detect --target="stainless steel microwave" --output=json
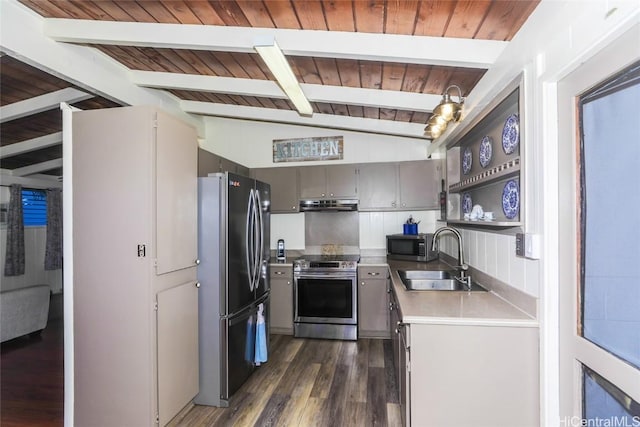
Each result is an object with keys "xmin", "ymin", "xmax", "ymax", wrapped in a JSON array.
[{"xmin": 386, "ymin": 233, "xmax": 438, "ymax": 262}]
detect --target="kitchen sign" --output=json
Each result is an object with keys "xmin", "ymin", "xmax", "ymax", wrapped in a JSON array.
[{"xmin": 273, "ymin": 136, "xmax": 344, "ymax": 163}]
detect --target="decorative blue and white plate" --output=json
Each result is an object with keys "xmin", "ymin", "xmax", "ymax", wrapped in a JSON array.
[
  {"xmin": 502, "ymin": 113, "xmax": 520, "ymax": 154},
  {"xmin": 502, "ymin": 180, "xmax": 520, "ymax": 219},
  {"xmin": 479, "ymin": 136, "xmax": 493, "ymax": 168},
  {"xmin": 462, "ymin": 147, "xmax": 472, "ymax": 175},
  {"xmin": 462, "ymin": 193, "xmax": 473, "ymax": 214}
]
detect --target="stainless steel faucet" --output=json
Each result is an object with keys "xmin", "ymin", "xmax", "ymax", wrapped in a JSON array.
[{"xmin": 431, "ymin": 226, "xmax": 471, "ymax": 288}]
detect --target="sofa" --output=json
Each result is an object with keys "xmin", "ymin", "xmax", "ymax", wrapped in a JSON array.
[{"xmin": 1, "ymin": 284, "xmax": 51, "ymax": 342}]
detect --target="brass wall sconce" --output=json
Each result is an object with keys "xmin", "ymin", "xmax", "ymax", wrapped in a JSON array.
[{"xmin": 424, "ymin": 85, "xmax": 465, "ymax": 140}]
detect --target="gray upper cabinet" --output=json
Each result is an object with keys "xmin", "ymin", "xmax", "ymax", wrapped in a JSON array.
[
  {"xmin": 252, "ymin": 167, "xmax": 299, "ymax": 213},
  {"xmin": 358, "ymin": 160, "xmax": 441, "ymax": 211},
  {"xmin": 299, "ymin": 164, "xmax": 357, "ymax": 199},
  {"xmin": 398, "ymin": 160, "xmax": 441, "ymax": 210},
  {"xmin": 198, "ymin": 149, "xmax": 249, "ymax": 177},
  {"xmin": 357, "ymin": 162, "xmax": 398, "ymax": 210}
]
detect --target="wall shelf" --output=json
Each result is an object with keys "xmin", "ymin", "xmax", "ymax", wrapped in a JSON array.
[
  {"xmin": 449, "ymin": 157, "xmax": 520, "ymax": 193},
  {"xmin": 447, "ymin": 219, "xmax": 523, "ymax": 228}
]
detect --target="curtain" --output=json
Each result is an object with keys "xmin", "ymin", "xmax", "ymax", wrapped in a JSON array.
[
  {"xmin": 4, "ymin": 184, "xmax": 25, "ymax": 276},
  {"xmin": 45, "ymin": 188, "xmax": 63, "ymax": 270}
]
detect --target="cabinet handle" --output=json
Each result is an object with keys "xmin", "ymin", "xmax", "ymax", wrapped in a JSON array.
[
  {"xmin": 367, "ymin": 272, "xmax": 380, "ymax": 276},
  {"xmin": 274, "ymin": 271, "xmax": 285, "ymax": 275},
  {"xmin": 361, "ymin": 281, "xmax": 365, "ymax": 286},
  {"xmin": 287, "ymin": 281, "xmax": 291, "ymax": 285},
  {"xmin": 391, "ymin": 202, "xmax": 396, "ymax": 207},
  {"xmin": 292, "ymin": 206, "xmax": 297, "ymax": 210},
  {"xmin": 195, "ymin": 259, "xmax": 201, "ymax": 265},
  {"xmin": 321, "ymin": 193, "xmax": 326, "ymax": 197},
  {"xmin": 195, "ymin": 282, "xmax": 201, "ymax": 288},
  {"xmin": 330, "ymin": 193, "xmax": 334, "ymax": 197}
]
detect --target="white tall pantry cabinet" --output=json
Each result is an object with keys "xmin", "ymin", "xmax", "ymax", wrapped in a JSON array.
[{"xmin": 73, "ymin": 106, "xmax": 199, "ymax": 426}]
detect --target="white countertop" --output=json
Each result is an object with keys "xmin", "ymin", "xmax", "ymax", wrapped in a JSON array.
[{"xmin": 387, "ymin": 259, "xmax": 537, "ymax": 327}]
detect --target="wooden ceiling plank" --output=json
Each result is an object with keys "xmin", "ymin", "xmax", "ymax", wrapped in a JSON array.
[
  {"xmin": 445, "ymin": 67, "xmax": 486, "ymax": 98},
  {"xmin": 474, "ymin": 1, "xmax": 518, "ymax": 41},
  {"xmin": 331, "ymin": 103, "xmax": 349, "ymax": 117},
  {"xmin": 313, "ymin": 57, "xmax": 341, "ymax": 86},
  {"xmin": 199, "ymin": 52, "xmax": 235, "ymax": 77},
  {"xmin": 208, "ymin": 1, "xmax": 252, "ymax": 26},
  {"xmin": 414, "ymin": 0, "xmax": 456, "ymax": 37},
  {"xmin": 363, "ymin": 106, "xmax": 379, "ymax": 120},
  {"xmin": 444, "ymin": 0, "xmax": 492, "ymax": 39},
  {"xmin": 354, "ymin": 0, "xmax": 384, "ymax": 33},
  {"xmin": 141, "ymin": 47, "xmax": 189, "ymax": 73},
  {"xmin": 0, "ymin": 132, "xmax": 62, "ymax": 159},
  {"xmin": 290, "ymin": 57, "xmax": 322, "ymax": 85},
  {"xmin": 0, "ymin": 88, "xmax": 92, "ymax": 124},
  {"xmin": 66, "ymin": 0, "xmax": 113, "ymax": 20},
  {"xmin": 292, "ymin": 0, "xmax": 327, "ymax": 30},
  {"xmin": 242, "ymin": 96, "xmax": 266, "ymax": 109},
  {"xmin": 211, "ymin": 52, "xmax": 251, "ymax": 79},
  {"xmin": 183, "ymin": 1, "xmax": 226, "ymax": 25},
  {"xmin": 235, "ymin": 1, "xmax": 275, "ymax": 28},
  {"xmin": 271, "ymin": 98, "xmax": 295, "ymax": 111},
  {"xmin": 154, "ymin": 48, "xmax": 203, "ymax": 74},
  {"xmin": 394, "ymin": 110, "xmax": 413, "ymax": 123},
  {"xmin": 422, "ymin": 65, "xmax": 453, "ymax": 95},
  {"xmin": 0, "ymin": 110, "xmax": 62, "ymax": 147},
  {"xmin": 379, "ymin": 108, "xmax": 397, "ymax": 121},
  {"xmin": 346, "ymin": 104, "xmax": 364, "ymax": 118},
  {"xmin": 381, "ymin": 62, "xmax": 406, "ymax": 92},
  {"xmin": 160, "ymin": 1, "xmax": 204, "ymax": 24},
  {"xmin": 359, "ymin": 61, "xmax": 383, "ymax": 90},
  {"xmin": 135, "ymin": 0, "xmax": 181, "ymax": 23},
  {"xmin": 96, "ymin": 45, "xmax": 156, "ymax": 71},
  {"xmin": 335, "ymin": 58, "xmax": 360, "ymax": 88},
  {"xmin": 504, "ymin": 1, "xmax": 541, "ymax": 41},
  {"xmin": 91, "ymin": 1, "xmax": 138, "ymax": 21},
  {"xmin": 172, "ymin": 50, "xmax": 220, "ymax": 76},
  {"xmin": 401, "ymin": 63, "xmax": 430, "ymax": 94},
  {"xmin": 116, "ymin": 1, "xmax": 158, "ymax": 22},
  {"xmin": 410, "ymin": 111, "xmax": 430, "ymax": 124},
  {"xmin": 229, "ymin": 52, "xmax": 270, "ymax": 80},
  {"xmin": 314, "ymin": 102, "xmax": 335, "ymax": 115},
  {"xmin": 17, "ymin": 0, "xmax": 81, "ymax": 19},
  {"xmin": 262, "ymin": 0, "xmax": 301, "ymax": 29},
  {"xmin": 323, "ymin": 0, "xmax": 355, "ymax": 32},
  {"xmin": 385, "ymin": 0, "xmax": 419, "ymax": 35},
  {"xmin": 226, "ymin": 95, "xmax": 251, "ymax": 107}
]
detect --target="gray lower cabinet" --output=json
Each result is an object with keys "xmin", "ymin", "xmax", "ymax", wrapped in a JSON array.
[
  {"xmin": 358, "ymin": 266, "xmax": 390, "ymax": 338},
  {"xmin": 269, "ymin": 265, "xmax": 293, "ymax": 334},
  {"xmin": 252, "ymin": 167, "xmax": 299, "ymax": 213},
  {"xmin": 389, "ymin": 285, "xmax": 539, "ymax": 426},
  {"xmin": 298, "ymin": 164, "xmax": 358, "ymax": 199},
  {"xmin": 73, "ymin": 106, "xmax": 199, "ymax": 427}
]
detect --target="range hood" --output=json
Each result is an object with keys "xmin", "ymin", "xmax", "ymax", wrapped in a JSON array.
[{"xmin": 299, "ymin": 199, "xmax": 358, "ymax": 212}]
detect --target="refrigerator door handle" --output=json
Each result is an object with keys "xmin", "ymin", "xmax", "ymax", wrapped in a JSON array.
[
  {"xmin": 255, "ymin": 190, "xmax": 264, "ymax": 279},
  {"xmin": 252, "ymin": 189, "xmax": 261, "ymax": 292},
  {"xmin": 245, "ymin": 188, "xmax": 255, "ymax": 292}
]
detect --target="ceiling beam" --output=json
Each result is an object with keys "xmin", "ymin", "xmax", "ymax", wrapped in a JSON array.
[
  {"xmin": 0, "ymin": 132, "xmax": 62, "ymax": 159},
  {"xmin": 0, "ymin": 88, "xmax": 92, "ymax": 123},
  {"xmin": 0, "ymin": 172, "xmax": 62, "ymax": 189},
  {"xmin": 181, "ymin": 100, "xmax": 428, "ymax": 140},
  {"xmin": 11, "ymin": 158, "xmax": 63, "ymax": 177},
  {"xmin": 45, "ymin": 19, "xmax": 505, "ymax": 68},
  {"xmin": 131, "ymin": 71, "xmax": 442, "ymax": 112}
]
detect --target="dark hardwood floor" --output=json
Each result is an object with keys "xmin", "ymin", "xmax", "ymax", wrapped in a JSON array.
[
  {"xmin": 168, "ymin": 335, "xmax": 401, "ymax": 427},
  {"xmin": 1, "ymin": 302, "xmax": 399, "ymax": 427},
  {"xmin": 1, "ymin": 317, "xmax": 64, "ymax": 427}
]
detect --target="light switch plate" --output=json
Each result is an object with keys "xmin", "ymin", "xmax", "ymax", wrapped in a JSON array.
[{"xmin": 516, "ymin": 233, "xmax": 540, "ymax": 259}]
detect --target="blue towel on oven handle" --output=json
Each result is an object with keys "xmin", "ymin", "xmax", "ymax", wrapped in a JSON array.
[{"xmin": 254, "ymin": 303, "xmax": 268, "ymax": 365}]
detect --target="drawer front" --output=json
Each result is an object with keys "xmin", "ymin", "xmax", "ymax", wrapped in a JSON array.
[
  {"xmin": 358, "ymin": 266, "xmax": 389, "ymax": 279},
  {"xmin": 271, "ymin": 265, "xmax": 293, "ymax": 279}
]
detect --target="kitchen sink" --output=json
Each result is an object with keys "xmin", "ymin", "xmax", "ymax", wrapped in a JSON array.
[{"xmin": 397, "ymin": 270, "xmax": 487, "ymax": 292}]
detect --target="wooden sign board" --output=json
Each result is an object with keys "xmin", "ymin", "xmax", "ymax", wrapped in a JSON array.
[{"xmin": 273, "ymin": 136, "xmax": 344, "ymax": 163}]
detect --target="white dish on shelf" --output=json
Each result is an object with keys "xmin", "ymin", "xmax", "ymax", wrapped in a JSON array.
[
  {"xmin": 479, "ymin": 136, "xmax": 493, "ymax": 168},
  {"xmin": 502, "ymin": 114, "xmax": 520, "ymax": 155},
  {"xmin": 502, "ymin": 179, "xmax": 520, "ymax": 219},
  {"xmin": 462, "ymin": 147, "xmax": 472, "ymax": 175}
]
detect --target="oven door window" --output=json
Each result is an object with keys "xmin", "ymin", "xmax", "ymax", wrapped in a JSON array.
[{"xmin": 296, "ymin": 278, "xmax": 353, "ymax": 319}]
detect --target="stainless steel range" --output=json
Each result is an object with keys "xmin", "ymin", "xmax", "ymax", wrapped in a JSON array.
[{"xmin": 293, "ymin": 254, "xmax": 359, "ymax": 341}]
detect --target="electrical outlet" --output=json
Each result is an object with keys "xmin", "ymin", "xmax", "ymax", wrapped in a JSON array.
[{"xmin": 516, "ymin": 233, "xmax": 540, "ymax": 259}]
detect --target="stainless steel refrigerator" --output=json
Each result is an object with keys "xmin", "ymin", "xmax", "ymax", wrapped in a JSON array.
[{"xmin": 195, "ymin": 172, "xmax": 270, "ymax": 407}]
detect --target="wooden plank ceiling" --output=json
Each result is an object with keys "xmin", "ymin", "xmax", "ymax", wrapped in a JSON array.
[{"xmin": 2, "ymin": 0, "xmax": 539, "ymax": 178}]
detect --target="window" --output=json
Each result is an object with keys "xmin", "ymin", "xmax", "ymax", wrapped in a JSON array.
[{"xmin": 21, "ymin": 189, "xmax": 47, "ymax": 226}]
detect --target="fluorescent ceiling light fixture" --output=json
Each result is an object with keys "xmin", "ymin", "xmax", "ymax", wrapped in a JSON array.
[{"xmin": 255, "ymin": 41, "xmax": 313, "ymax": 117}]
